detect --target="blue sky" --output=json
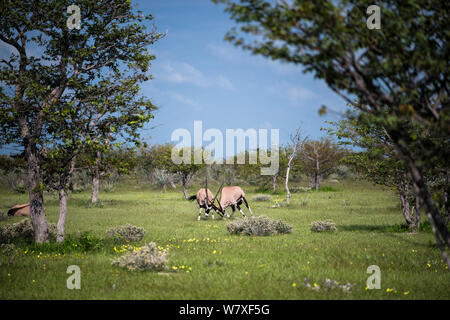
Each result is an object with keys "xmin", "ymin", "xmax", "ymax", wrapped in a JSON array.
[
  {"xmin": 136, "ymin": 0, "xmax": 348, "ymax": 148},
  {"xmin": 0, "ymin": 0, "xmax": 349, "ymax": 155}
]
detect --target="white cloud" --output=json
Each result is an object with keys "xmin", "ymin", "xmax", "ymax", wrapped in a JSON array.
[
  {"xmin": 156, "ymin": 60, "xmax": 235, "ymax": 91},
  {"xmin": 267, "ymin": 83, "xmax": 317, "ymax": 104},
  {"xmin": 165, "ymin": 91, "xmax": 202, "ymax": 111},
  {"xmin": 206, "ymin": 43, "xmax": 237, "ymax": 61},
  {"xmin": 287, "ymin": 86, "xmax": 317, "ymax": 102},
  {"xmin": 158, "ymin": 61, "xmax": 208, "ymax": 87},
  {"xmin": 217, "ymin": 75, "xmax": 234, "ymax": 90},
  {"xmin": 207, "ymin": 43, "xmax": 301, "ymax": 75}
]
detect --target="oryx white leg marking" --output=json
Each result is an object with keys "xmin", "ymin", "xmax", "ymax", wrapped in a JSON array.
[
  {"xmin": 238, "ymin": 207, "xmax": 246, "ymax": 218},
  {"xmin": 198, "ymin": 207, "xmax": 202, "ymax": 221}
]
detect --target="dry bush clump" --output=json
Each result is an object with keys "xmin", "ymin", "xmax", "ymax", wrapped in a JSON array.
[
  {"xmin": 106, "ymin": 224, "xmax": 146, "ymax": 243},
  {"xmin": 0, "ymin": 218, "xmax": 56, "ymax": 244},
  {"xmin": 310, "ymin": 219, "xmax": 337, "ymax": 233},
  {"xmin": 226, "ymin": 215, "xmax": 292, "ymax": 236},
  {"xmin": 111, "ymin": 242, "xmax": 167, "ymax": 271},
  {"xmin": 252, "ymin": 194, "xmax": 272, "ymax": 202}
]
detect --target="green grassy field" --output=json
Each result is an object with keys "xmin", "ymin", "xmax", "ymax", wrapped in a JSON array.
[{"xmin": 0, "ymin": 180, "xmax": 449, "ymax": 299}]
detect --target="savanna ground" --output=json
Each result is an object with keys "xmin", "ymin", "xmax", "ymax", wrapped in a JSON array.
[{"xmin": 0, "ymin": 180, "xmax": 449, "ymax": 299}]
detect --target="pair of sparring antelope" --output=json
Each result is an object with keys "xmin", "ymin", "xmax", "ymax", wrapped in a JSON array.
[{"xmin": 188, "ymin": 185, "xmax": 253, "ymax": 221}]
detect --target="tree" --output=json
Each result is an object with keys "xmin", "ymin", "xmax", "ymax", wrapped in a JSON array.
[
  {"xmin": 214, "ymin": 0, "xmax": 450, "ymax": 266},
  {"xmin": 143, "ymin": 144, "xmax": 202, "ymax": 198},
  {"xmin": 140, "ymin": 144, "xmax": 178, "ymax": 191},
  {"xmin": 298, "ymin": 138, "xmax": 345, "ymax": 190},
  {"xmin": 327, "ymin": 112, "xmax": 421, "ymax": 231},
  {"xmin": 0, "ymin": 0, "xmax": 162, "ymax": 242},
  {"xmin": 169, "ymin": 147, "xmax": 202, "ymax": 199},
  {"xmin": 285, "ymin": 127, "xmax": 306, "ymax": 204}
]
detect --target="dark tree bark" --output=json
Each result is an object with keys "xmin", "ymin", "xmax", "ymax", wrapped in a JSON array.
[
  {"xmin": 181, "ymin": 174, "xmax": 189, "ymax": 199},
  {"xmin": 25, "ymin": 141, "xmax": 49, "ymax": 243}
]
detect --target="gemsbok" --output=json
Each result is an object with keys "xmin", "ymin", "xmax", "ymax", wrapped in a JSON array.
[
  {"xmin": 215, "ymin": 186, "xmax": 253, "ymax": 218},
  {"xmin": 188, "ymin": 188, "xmax": 221, "ymax": 221}
]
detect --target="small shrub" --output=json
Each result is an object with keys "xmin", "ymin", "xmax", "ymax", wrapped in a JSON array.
[
  {"xmin": 112, "ymin": 242, "xmax": 167, "ymax": 271},
  {"xmin": 289, "ymin": 186, "xmax": 301, "ymax": 193},
  {"xmin": 226, "ymin": 215, "xmax": 292, "ymax": 236},
  {"xmin": 310, "ymin": 219, "xmax": 337, "ymax": 233},
  {"xmin": 0, "ymin": 210, "xmax": 7, "ymax": 221},
  {"xmin": 0, "ymin": 218, "xmax": 57, "ymax": 244},
  {"xmin": 270, "ymin": 199, "xmax": 287, "ymax": 208},
  {"xmin": 1, "ymin": 243, "xmax": 16, "ymax": 255},
  {"xmin": 106, "ymin": 224, "xmax": 146, "ymax": 243},
  {"xmin": 252, "ymin": 194, "xmax": 272, "ymax": 202},
  {"xmin": 102, "ymin": 181, "xmax": 115, "ymax": 193}
]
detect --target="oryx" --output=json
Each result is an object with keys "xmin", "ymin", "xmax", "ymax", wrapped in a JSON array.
[
  {"xmin": 188, "ymin": 188, "xmax": 216, "ymax": 220},
  {"xmin": 214, "ymin": 186, "xmax": 253, "ymax": 218}
]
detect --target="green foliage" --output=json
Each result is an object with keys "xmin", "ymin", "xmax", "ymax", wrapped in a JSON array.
[
  {"xmin": 383, "ymin": 222, "xmax": 432, "ymax": 234},
  {"xmin": 24, "ymin": 232, "xmax": 103, "ymax": 253},
  {"xmin": 111, "ymin": 242, "xmax": 168, "ymax": 271},
  {"xmin": 226, "ymin": 215, "xmax": 292, "ymax": 236},
  {"xmin": 310, "ymin": 220, "xmax": 337, "ymax": 233},
  {"xmin": 106, "ymin": 224, "xmax": 146, "ymax": 243},
  {"xmin": 326, "ymin": 111, "xmax": 405, "ymax": 189}
]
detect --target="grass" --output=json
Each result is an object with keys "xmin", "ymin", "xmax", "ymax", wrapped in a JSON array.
[{"xmin": 0, "ymin": 180, "xmax": 449, "ymax": 299}]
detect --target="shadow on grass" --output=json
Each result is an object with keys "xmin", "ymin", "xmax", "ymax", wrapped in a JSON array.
[
  {"xmin": 338, "ymin": 223, "xmax": 437, "ymax": 249},
  {"xmin": 339, "ymin": 222, "xmax": 431, "ymax": 233}
]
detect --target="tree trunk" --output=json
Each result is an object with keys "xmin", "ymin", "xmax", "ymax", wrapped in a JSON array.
[
  {"xmin": 272, "ymin": 175, "xmax": 277, "ymax": 194},
  {"xmin": 56, "ymin": 158, "xmax": 76, "ymax": 242},
  {"xmin": 399, "ymin": 148, "xmax": 450, "ymax": 268},
  {"xmin": 25, "ymin": 141, "xmax": 49, "ymax": 243},
  {"xmin": 315, "ymin": 160, "xmax": 320, "ymax": 191},
  {"xmin": 91, "ymin": 151, "xmax": 101, "ymax": 203},
  {"xmin": 91, "ymin": 174, "xmax": 100, "ymax": 203},
  {"xmin": 314, "ymin": 173, "xmax": 319, "ymax": 191},
  {"xmin": 399, "ymin": 191, "xmax": 415, "ymax": 229},
  {"xmin": 414, "ymin": 195, "xmax": 421, "ymax": 232},
  {"xmin": 285, "ymin": 159, "xmax": 292, "ymax": 204},
  {"xmin": 57, "ymin": 188, "xmax": 67, "ymax": 243},
  {"xmin": 182, "ymin": 175, "xmax": 188, "ymax": 199},
  {"xmin": 445, "ymin": 170, "xmax": 449, "ymax": 224}
]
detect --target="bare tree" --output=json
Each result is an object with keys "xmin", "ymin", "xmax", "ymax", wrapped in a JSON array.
[
  {"xmin": 285, "ymin": 127, "xmax": 306, "ymax": 204},
  {"xmin": 299, "ymin": 138, "xmax": 345, "ymax": 191}
]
